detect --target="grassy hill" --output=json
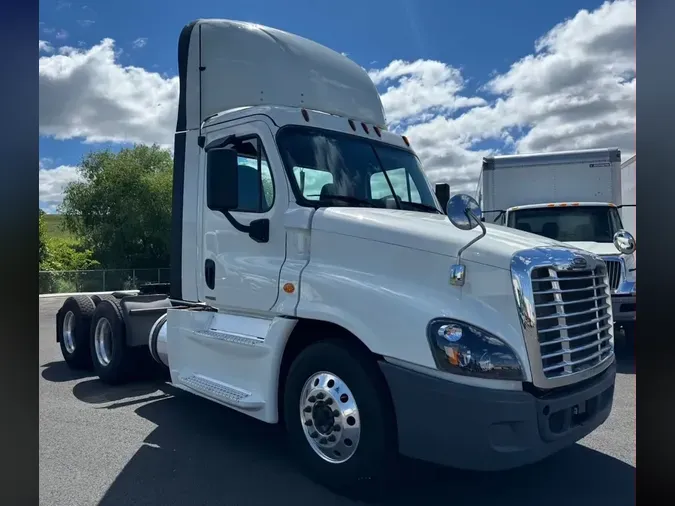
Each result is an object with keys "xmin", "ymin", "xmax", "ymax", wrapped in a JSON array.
[{"xmin": 43, "ymin": 214, "xmax": 75, "ymax": 240}]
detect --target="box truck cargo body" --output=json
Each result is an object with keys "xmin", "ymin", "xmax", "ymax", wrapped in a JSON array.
[
  {"xmin": 620, "ymin": 155, "xmax": 636, "ymax": 239},
  {"xmin": 480, "ymin": 148, "xmax": 623, "ymax": 222}
]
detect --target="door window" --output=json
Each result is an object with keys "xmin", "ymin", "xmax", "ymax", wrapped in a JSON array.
[{"xmin": 212, "ymin": 136, "xmax": 275, "ymax": 213}]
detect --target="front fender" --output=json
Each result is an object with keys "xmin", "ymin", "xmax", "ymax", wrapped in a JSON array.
[{"xmin": 295, "ymin": 231, "xmax": 531, "ymax": 380}]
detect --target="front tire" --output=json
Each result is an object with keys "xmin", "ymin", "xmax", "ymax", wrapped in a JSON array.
[{"xmin": 283, "ymin": 340, "xmax": 398, "ymax": 496}]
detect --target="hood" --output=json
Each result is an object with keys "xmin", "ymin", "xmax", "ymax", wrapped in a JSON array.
[
  {"xmin": 564, "ymin": 241, "xmax": 621, "ymax": 257},
  {"xmin": 565, "ymin": 240, "xmax": 636, "ymax": 273},
  {"xmin": 311, "ymin": 208, "xmax": 568, "ymax": 270}
]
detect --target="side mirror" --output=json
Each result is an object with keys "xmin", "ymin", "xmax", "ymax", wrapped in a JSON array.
[
  {"xmin": 435, "ymin": 183, "xmax": 450, "ymax": 213},
  {"xmin": 207, "ymin": 148, "xmax": 239, "ymax": 211},
  {"xmin": 447, "ymin": 194, "xmax": 483, "ymax": 231},
  {"xmin": 613, "ymin": 230, "xmax": 636, "ymax": 255}
]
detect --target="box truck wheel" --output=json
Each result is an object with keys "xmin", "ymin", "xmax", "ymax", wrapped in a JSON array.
[
  {"xmin": 89, "ymin": 299, "xmax": 136, "ymax": 385},
  {"xmin": 57, "ymin": 295, "xmax": 96, "ymax": 370},
  {"xmin": 616, "ymin": 322, "xmax": 635, "ymax": 354},
  {"xmin": 283, "ymin": 340, "xmax": 397, "ymax": 496}
]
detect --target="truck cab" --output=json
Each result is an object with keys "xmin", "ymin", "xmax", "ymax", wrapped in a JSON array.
[
  {"xmin": 55, "ymin": 19, "xmax": 617, "ymax": 495},
  {"xmin": 506, "ymin": 201, "xmax": 636, "ymax": 331}
]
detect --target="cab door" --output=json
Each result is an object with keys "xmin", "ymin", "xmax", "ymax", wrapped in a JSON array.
[{"xmin": 199, "ymin": 120, "xmax": 287, "ymax": 313}]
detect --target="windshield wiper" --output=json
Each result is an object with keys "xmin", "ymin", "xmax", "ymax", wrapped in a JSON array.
[{"xmin": 403, "ymin": 201, "xmax": 444, "ymax": 214}]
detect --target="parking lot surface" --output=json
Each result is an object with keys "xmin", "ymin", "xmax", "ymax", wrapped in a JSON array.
[{"xmin": 39, "ymin": 296, "xmax": 635, "ymax": 505}]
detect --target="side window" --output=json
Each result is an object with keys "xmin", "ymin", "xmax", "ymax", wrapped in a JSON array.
[
  {"xmin": 292, "ymin": 167, "xmax": 334, "ymax": 200},
  {"xmin": 226, "ymin": 137, "xmax": 275, "ymax": 213},
  {"xmin": 370, "ymin": 168, "xmax": 422, "ymax": 203}
]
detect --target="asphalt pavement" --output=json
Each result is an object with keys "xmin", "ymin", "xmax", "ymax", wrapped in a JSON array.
[{"xmin": 39, "ymin": 295, "xmax": 636, "ymax": 505}]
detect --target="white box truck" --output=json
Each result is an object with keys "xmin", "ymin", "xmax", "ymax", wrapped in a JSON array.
[
  {"xmin": 621, "ymin": 154, "xmax": 636, "ymax": 239},
  {"xmin": 54, "ymin": 20, "xmax": 617, "ymax": 495},
  {"xmin": 477, "ymin": 148, "xmax": 636, "ymax": 341}
]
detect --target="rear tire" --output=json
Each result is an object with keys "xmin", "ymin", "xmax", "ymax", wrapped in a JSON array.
[
  {"xmin": 283, "ymin": 339, "xmax": 398, "ymax": 497},
  {"xmin": 91, "ymin": 294, "xmax": 117, "ymax": 306},
  {"xmin": 89, "ymin": 299, "xmax": 137, "ymax": 385},
  {"xmin": 56, "ymin": 295, "xmax": 95, "ymax": 370}
]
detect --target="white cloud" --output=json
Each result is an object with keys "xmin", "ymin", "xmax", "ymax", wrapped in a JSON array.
[
  {"xmin": 480, "ymin": 0, "xmax": 635, "ymax": 156},
  {"xmin": 39, "ymin": 165, "xmax": 82, "ymax": 210},
  {"xmin": 77, "ymin": 19, "xmax": 95, "ymax": 27},
  {"xmin": 132, "ymin": 37, "xmax": 148, "ymax": 49},
  {"xmin": 373, "ymin": 0, "xmax": 635, "ymax": 191},
  {"xmin": 39, "ymin": 38, "xmax": 178, "ymax": 148},
  {"xmin": 38, "ymin": 0, "xmax": 635, "ymax": 202},
  {"xmin": 368, "ymin": 60, "xmax": 486, "ymax": 126},
  {"xmin": 55, "ymin": 29, "xmax": 69, "ymax": 40},
  {"xmin": 39, "ymin": 40, "xmax": 54, "ymax": 53}
]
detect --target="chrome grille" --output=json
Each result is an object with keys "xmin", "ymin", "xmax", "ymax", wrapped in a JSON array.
[
  {"xmin": 604, "ymin": 258, "xmax": 622, "ymax": 292},
  {"xmin": 531, "ymin": 266, "xmax": 613, "ymax": 379}
]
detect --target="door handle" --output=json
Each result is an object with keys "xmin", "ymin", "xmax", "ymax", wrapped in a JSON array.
[{"xmin": 205, "ymin": 259, "xmax": 215, "ymax": 290}]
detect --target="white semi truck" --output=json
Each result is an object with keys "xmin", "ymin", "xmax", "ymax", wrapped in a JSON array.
[
  {"xmin": 470, "ymin": 148, "xmax": 636, "ymax": 343},
  {"xmin": 55, "ymin": 19, "xmax": 617, "ymax": 494}
]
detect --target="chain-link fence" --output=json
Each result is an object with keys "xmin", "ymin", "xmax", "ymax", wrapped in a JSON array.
[{"xmin": 39, "ymin": 268, "xmax": 170, "ymax": 294}]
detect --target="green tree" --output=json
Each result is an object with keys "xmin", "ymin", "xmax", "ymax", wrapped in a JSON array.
[
  {"xmin": 60, "ymin": 144, "xmax": 173, "ymax": 269},
  {"xmin": 40, "ymin": 238, "xmax": 99, "ymax": 271},
  {"xmin": 39, "ymin": 209, "xmax": 48, "ymax": 266}
]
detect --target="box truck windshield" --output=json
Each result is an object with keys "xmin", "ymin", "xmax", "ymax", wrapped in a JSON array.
[
  {"xmin": 277, "ymin": 126, "xmax": 440, "ymax": 213},
  {"xmin": 508, "ymin": 205, "xmax": 623, "ymax": 243}
]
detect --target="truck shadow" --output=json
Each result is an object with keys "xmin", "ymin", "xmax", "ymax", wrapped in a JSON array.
[
  {"xmin": 40, "ymin": 361, "xmax": 96, "ymax": 383},
  {"xmin": 86, "ymin": 384, "xmax": 635, "ymax": 506}
]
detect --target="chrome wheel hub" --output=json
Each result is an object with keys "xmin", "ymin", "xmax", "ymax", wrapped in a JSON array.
[
  {"xmin": 300, "ymin": 371, "xmax": 361, "ymax": 464},
  {"xmin": 94, "ymin": 317, "xmax": 113, "ymax": 366},
  {"xmin": 62, "ymin": 311, "xmax": 76, "ymax": 354}
]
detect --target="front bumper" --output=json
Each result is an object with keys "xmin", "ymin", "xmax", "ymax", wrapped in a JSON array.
[{"xmin": 379, "ymin": 359, "xmax": 616, "ymax": 471}]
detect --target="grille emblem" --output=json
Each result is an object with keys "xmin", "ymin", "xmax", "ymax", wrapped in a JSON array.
[{"xmin": 571, "ymin": 256, "xmax": 587, "ymax": 269}]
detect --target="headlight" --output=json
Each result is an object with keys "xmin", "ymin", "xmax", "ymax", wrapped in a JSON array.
[{"xmin": 426, "ymin": 319, "xmax": 524, "ymax": 380}]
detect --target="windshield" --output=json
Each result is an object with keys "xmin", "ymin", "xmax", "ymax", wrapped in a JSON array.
[
  {"xmin": 276, "ymin": 126, "xmax": 440, "ymax": 213},
  {"xmin": 509, "ymin": 206, "xmax": 623, "ymax": 243}
]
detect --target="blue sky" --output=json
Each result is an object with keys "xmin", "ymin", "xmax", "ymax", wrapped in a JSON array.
[{"xmin": 39, "ymin": 0, "xmax": 636, "ymax": 211}]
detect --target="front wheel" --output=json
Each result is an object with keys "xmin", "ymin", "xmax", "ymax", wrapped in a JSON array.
[{"xmin": 283, "ymin": 340, "xmax": 398, "ymax": 496}]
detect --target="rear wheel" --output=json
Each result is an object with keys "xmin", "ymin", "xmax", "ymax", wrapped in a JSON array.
[
  {"xmin": 89, "ymin": 299, "xmax": 137, "ymax": 385},
  {"xmin": 57, "ymin": 295, "xmax": 95, "ymax": 369},
  {"xmin": 91, "ymin": 294, "xmax": 117, "ymax": 306},
  {"xmin": 283, "ymin": 340, "xmax": 398, "ymax": 497}
]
